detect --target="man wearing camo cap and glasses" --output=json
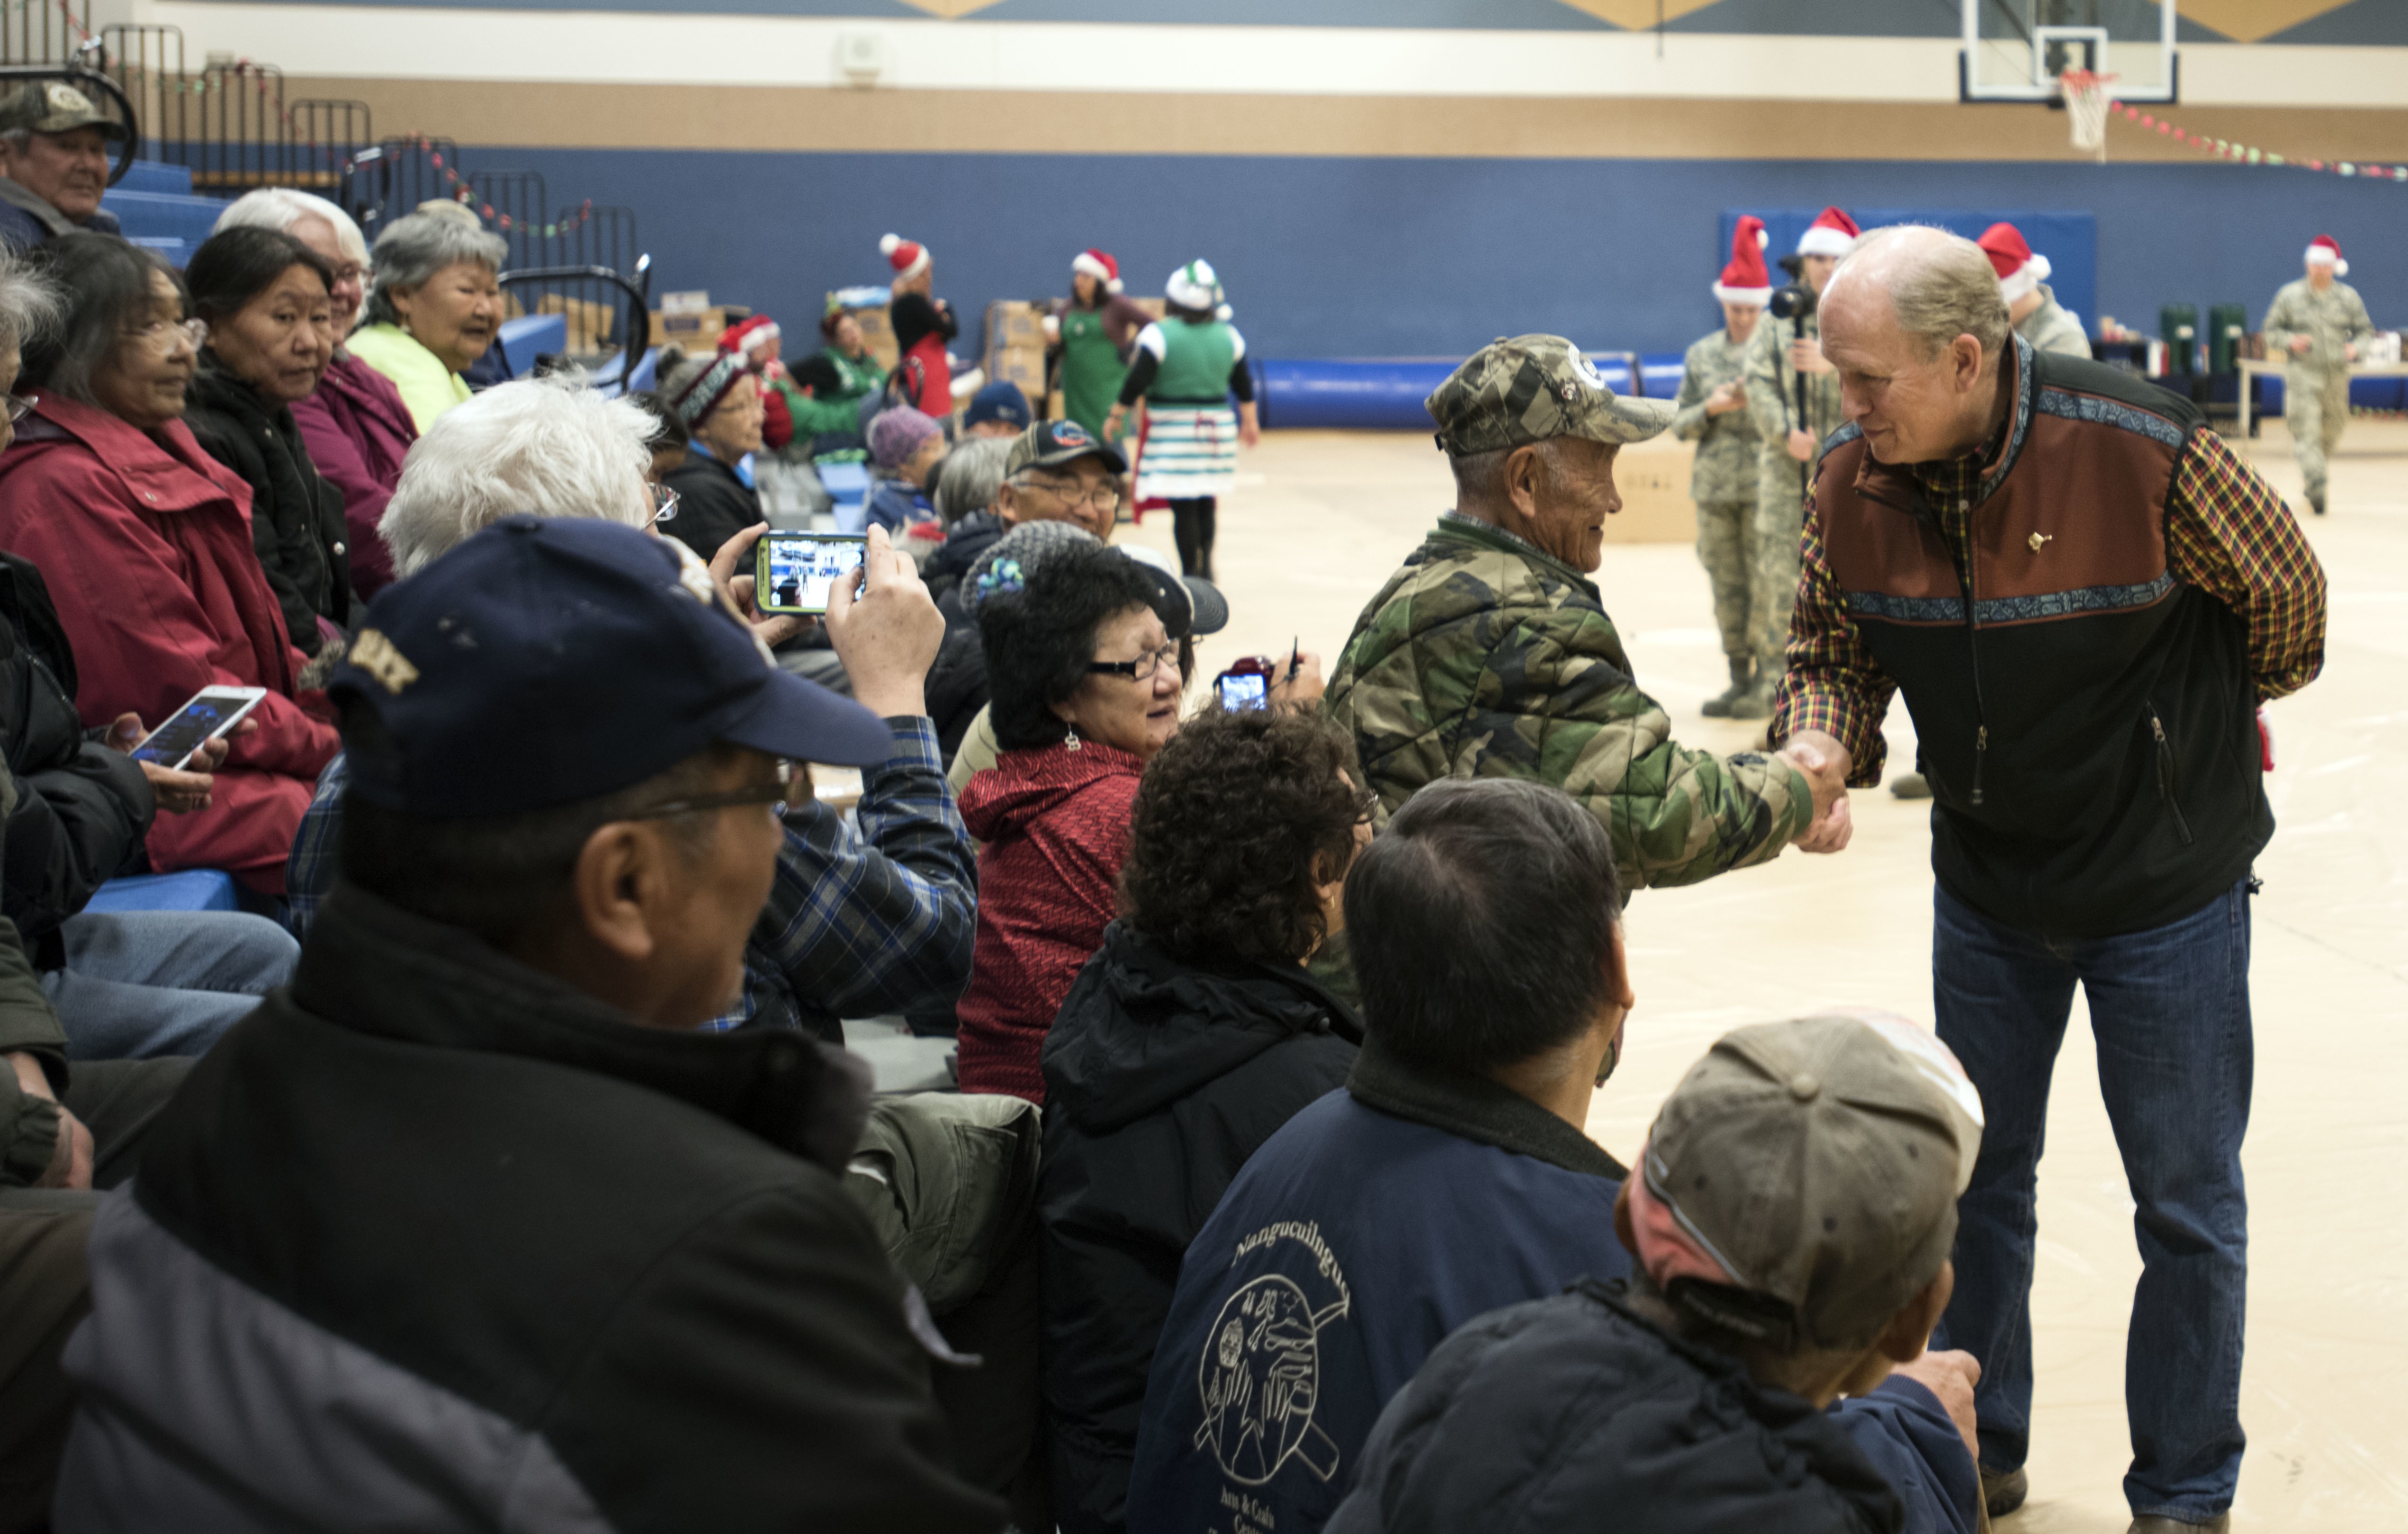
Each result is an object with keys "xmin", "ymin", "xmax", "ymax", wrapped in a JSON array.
[
  {"xmin": 0, "ymin": 82, "xmax": 128, "ymax": 252},
  {"xmin": 1324, "ymin": 333, "xmax": 1848, "ymax": 895}
]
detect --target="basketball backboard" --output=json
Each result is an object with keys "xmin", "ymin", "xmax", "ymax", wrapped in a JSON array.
[{"xmin": 1961, "ymin": 0, "xmax": 2177, "ymax": 103}]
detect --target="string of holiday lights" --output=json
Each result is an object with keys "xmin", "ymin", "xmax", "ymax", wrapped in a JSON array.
[{"xmin": 2112, "ymin": 99, "xmax": 2408, "ymax": 181}]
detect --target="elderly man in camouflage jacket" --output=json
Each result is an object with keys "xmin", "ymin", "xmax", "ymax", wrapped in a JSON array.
[{"xmin": 1323, "ymin": 335, "xmax": 1844, "ymax": 895}]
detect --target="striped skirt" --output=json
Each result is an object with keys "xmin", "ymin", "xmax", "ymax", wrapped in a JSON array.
[{"xmin": 1134, "ymin": 403, "xmax": 1240, "ymax": 501}]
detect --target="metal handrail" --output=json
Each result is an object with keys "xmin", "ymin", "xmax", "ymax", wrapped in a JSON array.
[
  {"xmin": 0, "ymin": 61, "xmax": 137, "ymax": 185},
  {"xmin": 498, "ymin": 257, "xmax": 653, "ymax": 393}
]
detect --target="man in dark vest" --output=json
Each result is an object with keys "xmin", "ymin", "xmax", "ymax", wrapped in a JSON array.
[{"xmin": 1773, "ymin": 225, "xmax": 2326, "ymax": 1534}]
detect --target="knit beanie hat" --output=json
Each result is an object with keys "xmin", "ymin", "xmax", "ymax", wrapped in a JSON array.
[
  {"xmin": 1072, "ymin": 249, "xmax": 1123, "ymax": 294},
  {"xmin": 1713, "ymin": 216, "xmax": 1773, "ymax": 306},
  {"xmin": 869, "ymin": 405, "xmax": 943, "ymax": 472},
  {"xmin": 961, "ymin": 520, "xmax": 1103, "ymax": 617},
  {"xmin": 659, "ymin": 345, "xmax": 750, "ymax": 429},
  {"xmin": 880, "ymin": 233, "xmax": 931, "ymax": 283}
]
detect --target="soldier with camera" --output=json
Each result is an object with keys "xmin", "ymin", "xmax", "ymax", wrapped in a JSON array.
[{"xmin": 1730, "ymin": 206, "xmax": 1856, "ymax": 719}]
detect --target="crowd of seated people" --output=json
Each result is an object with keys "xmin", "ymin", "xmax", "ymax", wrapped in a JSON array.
[{"xmin": 0, "ymin": 199, "xmax": 1996, "ymax": 1534}]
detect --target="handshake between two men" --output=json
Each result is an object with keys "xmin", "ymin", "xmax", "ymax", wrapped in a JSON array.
[{"xmin": 1778, "ymin": 728, "xmax": 1855, "ymax": 856}]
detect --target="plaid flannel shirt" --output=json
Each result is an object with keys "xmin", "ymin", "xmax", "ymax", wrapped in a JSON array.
[
  {"xmin": 287, "ymin": 717, "xmax": 978, "ymax": 1034},
  {"xmin": 1779, "ymin": 424, "xmax": 2327, "ymax": 787}
]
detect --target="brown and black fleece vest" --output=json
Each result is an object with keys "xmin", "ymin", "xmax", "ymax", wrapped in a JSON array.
[{"xmin": 1814, "ymin": 338, "xmax": 2268, "ymax": 939}]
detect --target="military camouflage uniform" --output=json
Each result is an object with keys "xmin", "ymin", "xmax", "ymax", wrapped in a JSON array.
[
  {"xmin": 1742, "ymin": 310, "xmax": 1844, "ymax": 685},
  {"xmin": 2016, "ymin": 283, "xmax": 2090, "ymax": 359},
  {"xmin": 1671, "ymin": 326, "xmax": 1761, "ymax": 666},
  {"xmin": 1323, "ymin": 335, "xmax": 1812, "ymax": 893},
  {"xmin": 2263, "ymin": 276, "xmax": 2374, "ymax": 512}
]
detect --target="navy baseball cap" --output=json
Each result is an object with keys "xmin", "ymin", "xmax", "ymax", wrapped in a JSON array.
[
  {"xmin": 330, "ymin": 517, "xmax": 893, "ymax": 819},
  {"xmin": 1005, "ymin": 417, "xmax": 1127, "ymax": 476},
  {"xmin": 964, "ymin": 379, "xmax": 1032, "ymax": 432}
]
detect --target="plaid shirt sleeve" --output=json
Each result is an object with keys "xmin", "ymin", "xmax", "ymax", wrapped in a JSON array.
[
  {"xmin": 1770, "ymin": 498, "xmax": 1896, "ymax": 788},
  {"xmin": 709, "ymin": 716, "xmax": 978, "ymax": 1034},
  {"xmin": 2165, "ymin": 431, "xmax": 2329, "ymax": 701},
  {"xmin": 283, "ymin": 751, "xmax": 349, "ymax": 942}
]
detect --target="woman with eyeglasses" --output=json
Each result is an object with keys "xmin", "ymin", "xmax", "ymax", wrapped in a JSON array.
[
  {"xmin": 182, "ymin": 226, "xmax": 354, "ymax": 658},
  {"xmin": 953, "ymin": 539, "xmax": 1188, "ymax": 1103},
  {"xmin": 654, "ymin": 343, "xmax": 771, "ymax": 567},
  {"xmin": 212, "ymin": 188, "xmax": 416, "ymax": 601},
  {"xmin": 0, "ymin": 232, "xmax": 339, "ymax": 895}
]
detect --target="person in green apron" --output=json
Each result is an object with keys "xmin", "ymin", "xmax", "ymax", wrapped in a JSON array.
[{"xmin": 1046, "ymin": 249, "xmax": 1151, "ymax": 451}]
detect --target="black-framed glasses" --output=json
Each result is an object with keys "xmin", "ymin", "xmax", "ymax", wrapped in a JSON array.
[
  {"xmin": 1015, "ymin": 474, "xmax": 1122, "ymax": 514},
  {"xmin": 2, "ymin": 395, "xmax": 30, "ymax": 425},
  {"xmin": 1088, "ymin": 642, "xmax": 1179, "ymax": 683},
  {"xmin": 624, "ymin": 760, "xmax": 796, "ymax": 824},
  {"xmin": 647, "ymin": 483, "xmax": 681, "ymax": 526}
]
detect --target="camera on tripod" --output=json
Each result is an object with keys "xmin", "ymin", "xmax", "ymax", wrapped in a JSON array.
[{"xmin": 1768, "ymin": 252, "xmax": 1816, "ymax": 320}]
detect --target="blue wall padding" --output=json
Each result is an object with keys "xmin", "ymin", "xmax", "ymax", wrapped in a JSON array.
[
  {"xmin": 466, "ymin": 149, "xmax": 2401, "ymax": 375},
  {"xmin": 1723, "ymin": 209, "xmax": 2098, "ymax": 334},
  {"xmin": 1259, "ymin": 353, "xmax": 1690, "ymax": 430}
]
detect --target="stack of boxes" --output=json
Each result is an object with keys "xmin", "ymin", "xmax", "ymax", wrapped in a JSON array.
[
  {"xmin": 984, "ymin": 301, "xmax": 1050, "ymax": 416},
  {"xmin": 647, "ymin": 290, "xmax": 744, "ymax": 351}
]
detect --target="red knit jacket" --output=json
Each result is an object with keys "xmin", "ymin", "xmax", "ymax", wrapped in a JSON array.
[{"xmin": 954, "ymin": 741, "xmax": 1143, "ymax": 1103}]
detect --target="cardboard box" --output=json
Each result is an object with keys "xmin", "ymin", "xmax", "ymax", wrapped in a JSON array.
[
  {"xmin": 649, "ymin": 305, "xmax": 735, "ymax": 346},
  {"xmin": 987, "ymin": 344, "xmax": 1047, "ymax": 402},
  {"xmin": 538, "ymin": 292, "xmax": 618, "ymax": 354},
  {"xmin": 843, "ymin": 304, "xmax": 899, "ymax": 371},
  {"xmin": 987, "ymin": 300, "xmax": 1048, "ymax": 352},
  {"xmin": 660, "ymin": 289, "xmax": 711, "ymax": 315},
  {"xmin": 1599, "ymin": 436, "xmax": 1698, "ymax": 545}
]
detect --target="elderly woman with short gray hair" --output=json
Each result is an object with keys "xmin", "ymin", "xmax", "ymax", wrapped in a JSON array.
[
  {"xmin": 345, "ymin": 206, "xmax": 506, "ymax": 432},
  {"xmin": 214, "ymin": 187, "xmax": 418, "ymax": 595}
]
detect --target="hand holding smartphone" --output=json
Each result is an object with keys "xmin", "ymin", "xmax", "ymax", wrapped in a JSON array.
[
  {"xmin": 755, "ymin": 533, "xmax": 869, "ymax": 617},
  {"xmin": 129, "ymin": 687, "xmax": 268, "ymax": 771}
]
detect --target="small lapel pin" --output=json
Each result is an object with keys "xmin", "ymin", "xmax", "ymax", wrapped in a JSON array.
[{"xmin": 2028, "ymin": 532, "xmax": 2054, "ymax": 552}]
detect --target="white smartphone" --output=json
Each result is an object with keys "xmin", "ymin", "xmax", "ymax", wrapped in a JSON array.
[{"xmin": 130, "ymin": 686, "xmax": 268, "ymax": 771}]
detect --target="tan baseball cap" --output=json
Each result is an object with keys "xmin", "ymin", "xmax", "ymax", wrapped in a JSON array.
[
  {"xmin": 1644, "ymin": 1012, "xmax": 1985, "ymax": 1350},
  {"xmin": 1425, "ymin": 334, "xmax": 1674, "ymax": 456},
  {"xmin": 0, "ymin": 82, "xmax": 128, "ymax": 143}
]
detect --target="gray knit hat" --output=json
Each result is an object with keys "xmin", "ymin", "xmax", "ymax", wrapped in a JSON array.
[{"xmin": 961, "ymin": 521, "xmax": 1103, "ymax": 617}]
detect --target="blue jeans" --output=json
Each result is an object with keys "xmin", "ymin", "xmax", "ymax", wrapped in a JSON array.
[
  {"xmin": 41, "ymin": 911, "xmax": 299, "ymax": 1060},
  {"xmin": 1931, "ymin": 880, "xmax": 2251, "ymax": 1523}
]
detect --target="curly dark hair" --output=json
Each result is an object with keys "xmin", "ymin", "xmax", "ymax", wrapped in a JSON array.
[
  {"xmin": 1119, "ymin": 706, "xmax": 1374, "ymax": 968},
  {"xmin": 979, "ymin": 542, "xmax": 1161, "ymax": 751}
]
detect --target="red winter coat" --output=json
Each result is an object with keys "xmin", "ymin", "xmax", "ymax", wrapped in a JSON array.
[
  {"xmin": 954, "ymin": 741, "xmax": 1143, "ymax": 1103},
  {"xmin": 0, "ymin": 396, "xmax": 341, "ymax": 893},
  {"xmin": 292, "ymin": 351, "xmax": 416, "ymax": 599}
]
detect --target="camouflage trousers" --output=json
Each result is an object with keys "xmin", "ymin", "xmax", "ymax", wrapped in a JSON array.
[
  {"xmin": 1693, "ymin": 499, "xmax": 1757, "ymax": 661},
  {"xmin": 1751, "ymin": 455, "xmax": 1812, "ymax": 670},
  {"xmin": 2286, "ymin": 368, "xmax": 2350, "ymax": 502}
]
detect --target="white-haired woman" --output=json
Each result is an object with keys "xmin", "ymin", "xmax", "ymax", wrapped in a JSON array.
[
  {"xmin": 346, "ymin": 208, "xmax": 506, "ymax": 434},
  {"xmin": 214, "ymin": 187, "xmax": 415, "ymax": 596}
]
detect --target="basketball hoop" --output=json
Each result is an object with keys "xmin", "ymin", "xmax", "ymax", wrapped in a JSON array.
[{"xmin": 2061, "ymin": 69, "xmax": 2115, "ymax": 160}]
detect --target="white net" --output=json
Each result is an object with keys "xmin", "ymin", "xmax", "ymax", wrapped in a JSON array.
[{"xmin": 2062, "ymin": 70, "xmax": 2115, "ymax": 159}]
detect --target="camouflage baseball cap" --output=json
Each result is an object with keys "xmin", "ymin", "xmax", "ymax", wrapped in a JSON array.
[
  {"xmin": 0, "ymin": 81, "xmax": 128, "ymax": 143},
  {"xmin": 1427, "ymin": 334, "xmax": 1673, "ymax": 456}
]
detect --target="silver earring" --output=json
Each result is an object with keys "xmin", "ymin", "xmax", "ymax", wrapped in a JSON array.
[{"xmin": 1064, "ymin": 722, "xmax": 1082, "ymax": 752}]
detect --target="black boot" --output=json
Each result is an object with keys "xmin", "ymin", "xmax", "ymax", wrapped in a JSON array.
[{"xmin": 1701, "ymin": 656, "xmax": 1752, "ymax": 718}]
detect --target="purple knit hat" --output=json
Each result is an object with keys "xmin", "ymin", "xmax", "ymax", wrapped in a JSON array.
[{"xmin": 868, "ymin": 406, "xmax": 943, "ymax": 472}]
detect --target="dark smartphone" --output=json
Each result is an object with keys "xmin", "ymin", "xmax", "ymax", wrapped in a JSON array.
[
  {"xmin": 755, "ymin": 533, "xmax": 868, "ymax": 616},
  {"xmin": 130, "ymin": 686, "xmax": 268, "ymax": 771},
  {"xmin": 1215, "ymin": 656, "xmax": 1274, "ymax": 711}
]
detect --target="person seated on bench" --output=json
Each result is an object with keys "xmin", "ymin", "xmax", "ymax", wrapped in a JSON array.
[{"xmin": 53, "ymin": 517, "xmax": 1004, "ymax": 1533}]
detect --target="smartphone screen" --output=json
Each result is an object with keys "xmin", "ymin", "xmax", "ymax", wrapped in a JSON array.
[
  {"xmin": 1215, "ymin": 672, "xmax": 1269, "ymax": 711},
  {"xmin": 131, "ymin": 688, "xmax": 267, "ymax": 770},
  {"xmin": 756, "ymin": 533, "xmax": 868, "ymax": 616}
]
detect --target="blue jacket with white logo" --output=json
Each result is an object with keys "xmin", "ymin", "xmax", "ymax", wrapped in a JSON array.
[{"xmin": 1125, "ymin": 1038, "xmax": 1632, "ymax": 1534}]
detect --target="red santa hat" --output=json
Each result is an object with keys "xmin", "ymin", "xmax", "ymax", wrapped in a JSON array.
[
  {"xmin": 1071, "ymin": 248, "xmax": 1123, "ymax": 294},
  {"xmin": 2305, "ymin": 234, "xmax": 2348, "ymax": 276},
  {"xmin": 879, "ymin": 233, "xmax": 930, "ymax": 283},
  {"xmin": 1713, "ymin": 216, "xmax": 1773, "ymax": 306},
  {"xmin": 1795, "ymin": 206, "xmax": 1860, "ymax": 259},
  {"xmin": 1976, "ymin": 222, "xmax": 2053, "ymax": 305},
  {"xmin": 718, "ymin": 314, "xmax": 781, "ymax": 359}
]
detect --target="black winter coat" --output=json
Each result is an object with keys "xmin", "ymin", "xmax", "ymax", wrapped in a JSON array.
[
  {"xmin": 661, "ymin": 448, "xmax": 765, "ymax": 567},
  {"xmin": 1328, "ymin": 1280, "xmax": 1979, "ymax": 1534},
  {"xmin": 184, "ymin": 353, "xmax": 352, "ymax": 655},
  {"xmin": 0, "ymin": 555, "xmax": 151, "ymax": 956},
  {"xmin": 1037, "ymin": 921, "xmax": 1361, "ymax": 1534}
]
